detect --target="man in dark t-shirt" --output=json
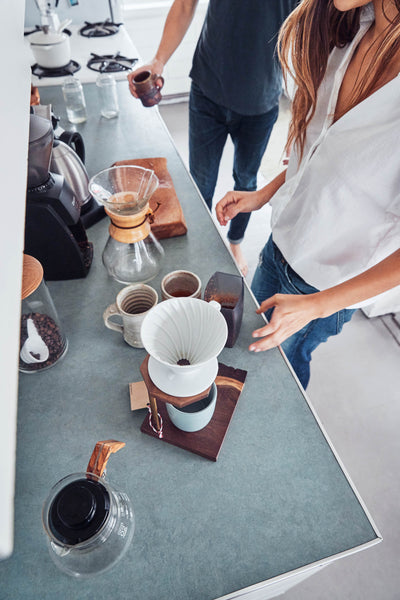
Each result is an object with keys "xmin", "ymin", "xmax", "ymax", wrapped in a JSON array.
[{"xmin": 128, "ymin": 0, "xmax": 297, "ymax": 275}]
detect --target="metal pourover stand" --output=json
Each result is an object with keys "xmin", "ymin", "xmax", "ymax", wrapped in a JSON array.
[{"xmin": 139, "ymin": 355, "xmax": 247, "ymax": 461}]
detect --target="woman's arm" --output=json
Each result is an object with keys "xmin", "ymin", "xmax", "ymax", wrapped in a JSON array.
[
  {"xmin": 128, "ymin": 0, "xmax": 199, "ymax": 97},
  {"xmin": 215, "ymin": 169, "xmax": 287, "ymax": 226},
  {"xmin": 249, "ymin": 248, "xmax": 400, "ymax": 352}
]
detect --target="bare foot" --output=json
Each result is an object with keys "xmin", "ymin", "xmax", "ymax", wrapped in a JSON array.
[{"xmin": 229, "ymin": 243, "xmax": 248, "ymax": 277}]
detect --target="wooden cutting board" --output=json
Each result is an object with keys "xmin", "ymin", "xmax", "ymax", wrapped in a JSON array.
[{"xmin": 113, "ymin": 157, "xmax": 187, "ymax": 239}]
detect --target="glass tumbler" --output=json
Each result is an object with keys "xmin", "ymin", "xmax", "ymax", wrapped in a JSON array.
[
  {"xmin": 62, "ymin": 76, "xmax": 87, "ymax": 124},
  {"xmin": 96, "ymin": 73, "xmax": 119, "ymax": 119}
]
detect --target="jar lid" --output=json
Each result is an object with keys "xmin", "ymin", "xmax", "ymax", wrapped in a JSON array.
[
  {"xmin": 30, "ymin": 30, "xmax": 68, "ymax": 45},
  {"xmin": 48, "ymin": 478, "xmax": 110, "ymax": 545},
  {"xmin": 21, "ymin": 254, "xmax": 43, "ymax": 299}
]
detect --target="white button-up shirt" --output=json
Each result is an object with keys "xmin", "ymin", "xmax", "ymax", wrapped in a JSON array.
[{"xmin": 270, "ymin": 4, "xmax": 400, "ymax": 308}]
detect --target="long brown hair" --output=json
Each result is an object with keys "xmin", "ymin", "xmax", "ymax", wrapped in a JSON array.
[{"xmin": 278, "ymin": 0, "xmax": 400, "ymax": 159}]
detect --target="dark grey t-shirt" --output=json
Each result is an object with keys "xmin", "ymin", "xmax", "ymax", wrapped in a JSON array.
[{"xmin": 190, "ymin": 0, "xmax": 297, "ymax": 115}]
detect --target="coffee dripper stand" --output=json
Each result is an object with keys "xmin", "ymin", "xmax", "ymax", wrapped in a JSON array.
[
  {"xmin": 135, "ymin": 296, "xmax": 247, "ymax": 460},
  {"xmin": 138, "ymin": 356, "xmax": 247, "ymax": 462},
  {"xmin": 140, "ymin": 354, "xmax": 213, "ymax": 436},
  {"xmin": 140, "ymin": 270, "xmax": 245, "ymax": 435},
  {"xmin": 89, "ymin": 165, "xmax": 164, "ymax": 284}
]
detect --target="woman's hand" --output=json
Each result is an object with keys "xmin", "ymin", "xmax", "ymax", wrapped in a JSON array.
[
  {"xmin": 215, "ymin": 169, "xmax": 287, "ymax": 226},
  {"xmin": 248, "ymin": 248, "xmax": 400, "ymax": 352},
  {"xmin": 249, "ymin": 293, "xmax": 323, "ymax": 352},
  {"xmin": 127, "ymin": 58, "xmax": 164, "ymax": 98},
  {"xmin": 215, "ymin": 190, "xmax": 264, "ymax": 226}
]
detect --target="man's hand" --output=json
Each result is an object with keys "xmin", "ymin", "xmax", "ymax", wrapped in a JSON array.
[{"xmin": 127, "ymin": 58, "xmax": 165, "ymax": 98}]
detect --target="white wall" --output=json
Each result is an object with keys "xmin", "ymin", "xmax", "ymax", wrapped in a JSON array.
[
  {"xmin": 121, "ymin": 0, "xmax": 208, "ymax": 98},
  {"xmin": 24, "ymin": 0, "xmax": 121, "ymax": 26},
  {"xmin": 0, "ymin": 0, "xmax": 31, "ymax": 559}
]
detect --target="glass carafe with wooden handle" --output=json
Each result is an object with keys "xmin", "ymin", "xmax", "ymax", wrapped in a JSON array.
[
  {"xmin": 89, "ymin": 165, "xmax": 164, "ymax": 284},
  {"xmin": 42, "ymin": 440, "xmax": 135, "ymax": 578}
]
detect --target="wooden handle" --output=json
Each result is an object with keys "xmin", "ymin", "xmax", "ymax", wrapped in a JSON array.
[
  {"xmin": 214, "ymin": 375, "xmax": 245, "ymax": 393},
  {"xmin": 86, "ymin": 439, "xmax": 126, "ymax": 477}
]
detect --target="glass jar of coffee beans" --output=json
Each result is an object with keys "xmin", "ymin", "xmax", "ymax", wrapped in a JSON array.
[{"xmin": 20, "ymin": 254, "xmax": 68, "ymax": 373}]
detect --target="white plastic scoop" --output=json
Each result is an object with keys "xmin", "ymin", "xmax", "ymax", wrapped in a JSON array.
[{"xmin": 20, "ymin": 318, "xmax": 49, "ymax": 364}]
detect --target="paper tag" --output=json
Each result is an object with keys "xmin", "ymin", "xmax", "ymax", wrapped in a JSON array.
[{"xmin": 129, "ymin": 381, "xmax": 149, "ymax": 411}]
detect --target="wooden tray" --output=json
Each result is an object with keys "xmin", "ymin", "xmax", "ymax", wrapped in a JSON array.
[
  {"xmin": 140, "ymin": 363, "xmax": 247, "ymax": 461},
  {"xmin": 113, "ymin": 157, "xmax": 187, "ymax": 239}
]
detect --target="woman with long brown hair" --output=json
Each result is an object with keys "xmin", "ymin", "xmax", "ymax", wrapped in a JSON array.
[{"xmin": 215, "ymin": 0, "xmax": 400, "ymax": 389}]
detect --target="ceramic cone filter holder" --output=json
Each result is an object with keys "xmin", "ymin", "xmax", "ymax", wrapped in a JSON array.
[{"xmin": 140, "ymin": 297, "xmax": 228, "ymax": 397}]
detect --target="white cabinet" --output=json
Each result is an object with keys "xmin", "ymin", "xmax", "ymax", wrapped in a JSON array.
[{"xmin": 0, "ymin": 0, "xmax": 30, "ymax": 560}]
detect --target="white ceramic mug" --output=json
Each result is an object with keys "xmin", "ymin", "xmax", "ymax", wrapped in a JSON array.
[
  {"xmin": 161, "ymin": 270, "xmax": 201, "ymax": 301},
  {"xmin": 103, "ymin": 284, "xmax": 158, "ymax": 348},
  {"xmin": 166, "ymin": 383, "xmax": 217, "ymax": 432}
]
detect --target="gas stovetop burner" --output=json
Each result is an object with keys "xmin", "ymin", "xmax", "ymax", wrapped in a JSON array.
[
  {"xmin": 87, "ymin": 53, "xmax": 138, "ymax": 73},
  {"xmin": 79, "ymin": 19, "xmax": 123, "ymax": 37},
  {"xmin": 31, "ymin": 60, "xmax": 81, "ymax": 79}
]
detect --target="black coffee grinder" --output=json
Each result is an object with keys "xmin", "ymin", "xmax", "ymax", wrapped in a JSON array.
[{"xmin": 25, "ymin": 114, "xmax": 93, "ymax": 280}]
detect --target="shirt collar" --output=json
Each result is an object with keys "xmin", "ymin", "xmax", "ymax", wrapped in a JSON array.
[{"xmin": 360, "ymin": 2, "xmax": 375, "ymax": 24}]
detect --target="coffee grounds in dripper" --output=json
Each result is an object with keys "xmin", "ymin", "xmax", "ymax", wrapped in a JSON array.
[{"xmin": 177, "ymin": 358, "xmax": 191, "ymax": 366}]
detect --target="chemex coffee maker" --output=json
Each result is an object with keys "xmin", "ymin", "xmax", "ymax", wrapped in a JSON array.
[
  {"xmin": 89, "ymin": 165, "xmax": 164, "ymax": 284},
  {"xmin": 24, "ymin": 114, "xmax": 93, "ymax": 280}
]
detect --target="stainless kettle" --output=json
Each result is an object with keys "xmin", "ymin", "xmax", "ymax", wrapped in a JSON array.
[{"xmin": 50, "ymin": 131, "xmax": 91, "ymax": 208}]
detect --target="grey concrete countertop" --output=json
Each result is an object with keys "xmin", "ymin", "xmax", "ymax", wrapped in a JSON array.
[{"xmin": 0, "ymin": 82, "xmax": 380, "ymax": 599}]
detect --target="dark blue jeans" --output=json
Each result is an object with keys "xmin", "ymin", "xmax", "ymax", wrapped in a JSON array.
[
  {"xmin": 189, "ymin": 82, "xmax": 279, "ymax": 243},
  {"xmin": 251, "ymin": 236, "xmax": 356, "ymax": 389}
]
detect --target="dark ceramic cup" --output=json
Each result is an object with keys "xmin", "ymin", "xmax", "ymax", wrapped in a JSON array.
[{"xmin": 133, "ymin": 70, "xmax": 165, "ymax": 107}]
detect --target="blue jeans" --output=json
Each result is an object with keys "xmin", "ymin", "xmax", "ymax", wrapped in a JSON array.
[
  {"xmin": 189, "ymin": 82, "xmax": 279, "ymax": 243},
  {"xmin": 251, "ymin": 236, "xmax": 356, "ymax": 389}
]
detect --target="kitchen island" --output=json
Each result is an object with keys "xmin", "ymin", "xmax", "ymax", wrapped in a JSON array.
[{"xmin": 1, "ymin": 81, "xmax": 380, "ymax": 599}]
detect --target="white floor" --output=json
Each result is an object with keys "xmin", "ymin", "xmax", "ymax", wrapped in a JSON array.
[{"xmin": 159, "ymin": 99, "xmax": 400, "ymax": 600}]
